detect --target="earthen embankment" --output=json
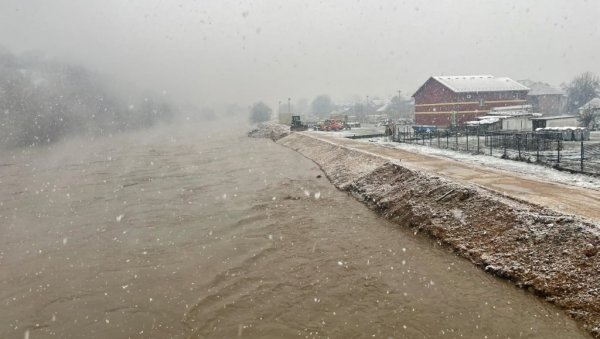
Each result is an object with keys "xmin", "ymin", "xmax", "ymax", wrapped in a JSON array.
[{"xmin": 278, "ymin": 131, "xmax": 600, "ymax": 337}]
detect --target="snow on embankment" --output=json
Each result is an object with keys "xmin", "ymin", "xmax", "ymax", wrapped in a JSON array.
[
  {"xmin": 279, "ymin": 131, "xmax": 600, "ymax": 337},
  {"xmin": 248, "ymin": 122, "xmax": 291, "ymax": 141}
]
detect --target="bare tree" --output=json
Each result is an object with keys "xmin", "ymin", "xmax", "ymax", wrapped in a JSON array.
[
  {"xmin": 564, "ymin": 71, "xmax": 600, "ymax": 114},
  {"xmin": 249, "ymin": 101, "xmax": 272, "ymax": 123},
  {"xmin": 578, "ymin": 107, "xmax": 598, "ymax": 129},
  {"xmin": 310, "ymin": 95, "xmax": 334, "ymax": 118}
]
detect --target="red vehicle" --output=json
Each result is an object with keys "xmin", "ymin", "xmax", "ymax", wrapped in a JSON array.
[{"xmin": 318, "ymin": 119, "xmax": 343, "ymax": 131}]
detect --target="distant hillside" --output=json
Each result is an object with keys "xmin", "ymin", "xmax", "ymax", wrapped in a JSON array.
[{"xmin": 0, "ymin": 48, "xmax": 177, "ymax": 148}]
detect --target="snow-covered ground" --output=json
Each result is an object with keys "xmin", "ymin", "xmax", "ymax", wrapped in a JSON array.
[{"xmin": 365, "ymin": 137, "xmax": 600, "ymax": 191}]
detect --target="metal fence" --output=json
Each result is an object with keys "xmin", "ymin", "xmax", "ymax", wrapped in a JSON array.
[{"xmin": 392, "ymin": 128, "xmax": 600, "ymax": 175}]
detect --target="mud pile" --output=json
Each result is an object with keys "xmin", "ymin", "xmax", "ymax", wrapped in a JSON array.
[
  {"xmin": 278, "ymin": 132, "xmax": 600, "ymax": 337},
  {"xmin": 248, "ymin": 122, "xmax": 290, "ymax": 141}
]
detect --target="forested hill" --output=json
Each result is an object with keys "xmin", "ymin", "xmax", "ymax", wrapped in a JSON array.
[{"xmin": 0, "ymin": 47, "xmax": 177, "ymax": 148}]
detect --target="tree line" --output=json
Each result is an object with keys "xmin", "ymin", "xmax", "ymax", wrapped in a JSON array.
[
  {"xmin": 0, "ymin": 47, "xmax": 177, "ymax": 148},
  {"xmin": 249, "ymin": 94, "xmax": 413, "ymax": 124}
]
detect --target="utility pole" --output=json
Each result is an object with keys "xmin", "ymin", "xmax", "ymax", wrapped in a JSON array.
[{"xmin": 397, "ymin": 90, "xmax": 402, "ymax": 119}]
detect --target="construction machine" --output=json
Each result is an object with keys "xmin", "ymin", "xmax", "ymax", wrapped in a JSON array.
[{"xmin": 290, "ymin": 115, "xmax": 308, "ymax": 131}]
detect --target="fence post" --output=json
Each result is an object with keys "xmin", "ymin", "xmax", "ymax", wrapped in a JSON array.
[
  {"xmin": 557, "ymin": 137, "xmax": 561, "ymax": 166},
  {"xmin": 455, "ymin": 131, "xmax": 458, "ymax": 150},
  {"xmin": 437, "ymin": 130, "xmax": 440, "ymax": 148},
  {"xmin": 477, "ymin": 129, "xmax": 480, "ymax": 154},
  {"xmin": 466, "ymin": 130, "xmax": 469, "ymax": 152},
  {"xmin": 446, "ymin": 131, "xmax": 449, "ymax": 149},
  {"xmin": 536, "ymin": 135, "xmax": 540, "ymax": 162},
  {"xmin": 581, "ymin": 133, "xmax": 584, "ymax": 172},
  {"xmin": 503, "ymin": 135, "xmax": 507, "ymax": 158},
  {"xmin": 517, "ymin": 135, "xmax": 521, "ymax": 160},
  {"xmin": 489, "ymin": 134, "xmax": 493, "ymax": 156}
]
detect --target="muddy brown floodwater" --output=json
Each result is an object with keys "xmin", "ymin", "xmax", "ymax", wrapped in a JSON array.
[{"xmin": 0, "ymin": 124, "xmax": 591, "ymax": 338}]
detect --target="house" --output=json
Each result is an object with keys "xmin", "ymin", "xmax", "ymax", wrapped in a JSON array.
[
  {"xmin": 412, "ymin": 75, "xmax": 530, "ymax": 127},
  {"xmin": 518, "ymin": 80, "xmax": 565, "ymax": 115},
  {"xmin": 488, "ymin": 105, "xmax": 537, "ymax": 131},
  {"xmin": 530, "ymin": 116, "xmax": 578, "ymax": 130},
  {"xmin": 465, "ymin": 105, "xmax": 538, "ymax": 132},
  {"xmin": 579, "ymin": 98, "xmax": 600, "ymax": 113},
  {"xmin": 375, "ymin": 101, "xmax": 393, "ymax": 115}
]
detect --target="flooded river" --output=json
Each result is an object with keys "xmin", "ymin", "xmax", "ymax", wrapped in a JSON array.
[{"xmin": 0, "ymin": 124, "xmax": 590, "ymax": 338}]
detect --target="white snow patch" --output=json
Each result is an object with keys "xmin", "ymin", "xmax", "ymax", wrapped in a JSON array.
[{"xmin": 371, "ymin": 138, "xmax": 600, "ymax": 190}]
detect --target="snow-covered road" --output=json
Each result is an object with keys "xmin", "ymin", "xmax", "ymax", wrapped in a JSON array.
[{"xmin": 306, "ymin": 131, "xmax": 600, "ymax": 223}]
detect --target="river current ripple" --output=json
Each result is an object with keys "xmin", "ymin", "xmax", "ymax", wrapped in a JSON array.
[{"xmin": 0, "ymin": 125, "xmax": 589, "ymax": 338}]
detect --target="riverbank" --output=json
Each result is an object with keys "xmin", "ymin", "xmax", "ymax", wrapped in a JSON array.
[{"xmin": 272, "ymin": 129, "xmax": 600, "ymax": 337}]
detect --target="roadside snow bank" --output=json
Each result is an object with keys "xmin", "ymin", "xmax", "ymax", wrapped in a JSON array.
[
  {"xmin": 279, "ymin": 132, "xmax": 600, "ymax": 337},
  {"xmin": 248, "ymin": 122, "xmax": 290, "ymax": 141}
]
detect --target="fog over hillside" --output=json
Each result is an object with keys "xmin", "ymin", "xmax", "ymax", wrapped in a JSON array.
[
  {"xmin": 0, "ymin": 47, "xmax": 177, "ymax": 148},
  {"xmin": 1, "ymin": 0, "xmax": 598, "ymax": 110}
]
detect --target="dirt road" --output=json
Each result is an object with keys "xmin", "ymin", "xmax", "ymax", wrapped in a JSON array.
[{"xmin": 309, "ymin": 133, "xmax": 600, "ymax": 223}]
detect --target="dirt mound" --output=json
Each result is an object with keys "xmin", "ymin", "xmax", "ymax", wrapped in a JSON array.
[
  {"xmin": 279, "ymin": 132, "xmax": 600, "ymax": 337},
  {"xmin": 248, "ymin": 122, "xmax": 291, "ymax": 141}
]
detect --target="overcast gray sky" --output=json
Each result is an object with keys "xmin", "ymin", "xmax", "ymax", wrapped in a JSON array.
[{"xmin": 1, "ymin": 0, "xmax": 599, "ymax": 108}]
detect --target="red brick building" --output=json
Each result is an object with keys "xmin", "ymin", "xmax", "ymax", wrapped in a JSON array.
[{"xmin": 412, "ymin": 75, "xmax": 530, "ymax": 127}]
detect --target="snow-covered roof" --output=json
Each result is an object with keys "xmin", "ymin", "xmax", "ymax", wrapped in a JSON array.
[
  {"xmin": 371, "ymin": 98, "xmax": 387, "ymax": 106},
  {"xmin": 579, "ymin": 98, "xmax": 600, "ymax": 110},
  {"xmin": 433, "ymin": 75, "xmax": 529, "ymax": 93},
  {"xmin": 530, "ymin": 115, "xmax": 577, "ymax": 121},
  {"xmin": 376, "ymin": 102, "xmax": 390, "ymax": 112},
  {"xmin": 491, "ymin": 105, "xmax": 532, "ymax": 112},
  {"xmin": 465, "ymin": 117, "xmax": 501, "ymax": 125},
  {"xmin": 536, "ymin": 127, "xmax": 585, "ymax": 131},
  {"xmin": 517, "ymin": 80, "xmax": 564, "ymax": 96},
  {"xmin": 488, "ymin": 111, "xmax": 533, "ymax": 117}
]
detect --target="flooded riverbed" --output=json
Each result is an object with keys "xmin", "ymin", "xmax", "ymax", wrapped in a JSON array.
[{"xmin": 0, "ymin": 124, "xmax": 590, "ymax": 338}]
